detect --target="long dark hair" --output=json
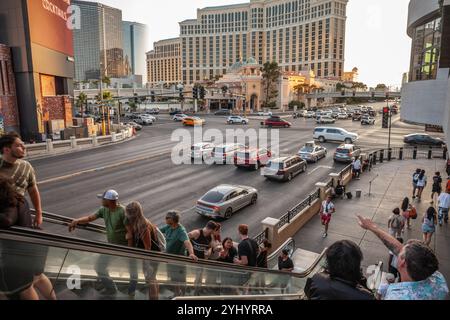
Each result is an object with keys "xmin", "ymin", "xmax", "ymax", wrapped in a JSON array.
[
  {"xmin": 426, "ymin": 207, "xmax": 436, "ymax": 221},
  {"xmin": 0, "ymin": 175, "xmax": 19, "ymax": 210},
  {"xmin": 419, "ymin": 170, "xmax": 425, "ymax": 180},
  {"xmin": 401, "ymin": 197, "xmax": 410, "ymax": 212}
]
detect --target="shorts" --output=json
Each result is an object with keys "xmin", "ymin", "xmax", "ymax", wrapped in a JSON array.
[
  {"xmin": 422, "ymin": 224, "xmax": 435, "ymax": 234},
  {"xmin": 166, "ymin": 264, "xmax": 186, "ymax": 285},
  {"xmin": 432, "ymin": 185, "xmax": 442, "ymax": 193},
  {"xmin": 143, "ymin": 260, "xmax": 158, "ymax": 281},
  {"xmin": 321, "ymin": 214, "xmax": 331, "ymax": 225}
]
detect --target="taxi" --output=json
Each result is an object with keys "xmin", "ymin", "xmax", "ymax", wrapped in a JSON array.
[{"xmin": 182, "ymin": 116, "xmax": 205, "ymax": 126}]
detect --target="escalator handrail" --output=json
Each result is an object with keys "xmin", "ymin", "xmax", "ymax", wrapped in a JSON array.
[
  {"xmin": 31, "ymin": 209, "xmax": 106, "ymax": 233},
  {"xmin": 173, "ymin": 293, "xmax": 304, "ymax": 300},
  {"xmin": 267, "ymin": 237, "xmax": 295, "ymax": 269},
  {"xmin": 0, "ymin": 227, "xmax": 326, "ymax": 279}
]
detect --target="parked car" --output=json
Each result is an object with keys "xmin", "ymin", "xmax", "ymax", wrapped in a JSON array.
[
  {"xmin": 298, "ymin": 142, "xmax": 327, "ymax": 163},
  {"xmin": 183, "ymin": 117, "xmax": 205, "ymax": 126},
  {"xmin": 313, "ymin": 127, "xmax": 359, "ymax": 144},
  {"xmin": 403, "ymin": 134, "xmax": 445, "ymax": 146},
  {"xmin": 334, "ymin": 144, "xmax": 362, "ymax": 163},
  {"xmin": 196, "ymin": 185, "xmax": 258, "ymax": 220},
  {"xmin": 234, "ymin": 148, "xmax": 272, "ymax": 170},
  {"xmin": 215, "ymin": 109, "xmax": 231, "ymax": 116},
  {"xmin": 211, "ymin": 143, "xmax": 245, "ymax": 164},
  {"xmin": 264, "ymin": 117, "xmax": 292, "ymax": 128},
  {"xmin": 263, "ymin": 156, "xmax": 307, "ymax": 182},
  {"xmin": 352, "ymin": 113, "xmax": 362, "ymax": 121},
  {"xmin": 316, "ymin": 116, "xmax": 335, "ymax": 124},
  {"xmin": 146, "ymin": 108, "xmax": 160, "ymax": 115},
  {"xmin": 227, "ymin": 116, "xmax": 249, "ymax": 125},
  {"xmin": 125, "ymin": 121, "xmax": 142, "ymax": 131},
  {"xmin": 173, "ymin": 114, "xmax": 188, "ymax": 121},
  {"xmin": 191, "ymin": 142, "xmax": 215, "ymax": 160},
  {"xmin": 361, "ymin": 116, "xmax": 375, "ymax": 125}
]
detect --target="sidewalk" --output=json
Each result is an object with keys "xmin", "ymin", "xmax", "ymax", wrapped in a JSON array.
[{"xmin": 293, "ymin": 158, "xmax": 450, "ymax": 281}]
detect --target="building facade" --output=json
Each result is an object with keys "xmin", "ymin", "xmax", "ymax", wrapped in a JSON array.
[
  {"xmin": 179, "ymin": 0, "xmax": 348, "ymax": 85},
  {"xmin": 123, "ymin": 21, "xmax": 150, "ymax": 85},
  {"xmin": 0, "ymin": 0, "xmax": 75, "ymax": 141},
  {"xmin": 0, "ymin": 44, "xmax": 20, "ymax": 134},
  {"xmin": 342, "ymin": 67, "xmax": 358, "ymax": 82},
  {"xmin": 146, "ymin": 38, "xmax": 182, "ymax": 87},
  {"xmin": 401, "ymin": 0, "xmax": 450, "ymax": 132},
  {"xmin": 73, "ymin": 0, "xmax": 125, "ymax": 81}
]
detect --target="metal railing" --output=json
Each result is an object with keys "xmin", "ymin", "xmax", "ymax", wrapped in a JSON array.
[
  {"xmin": 277, "ymin": 189, "xmax": 321, "ymax": 229},
  {"xmin": 339, "ymin": 164, "xmax": 353, "ymax": 180},
  {"xmin": 366, "ymin": 146, "xmax": 446, "ymax": 167},
  {"xmin": 253, "ymin": 228, "xmax": 269, "ymax": 245},
  {"xmin": 326, "ymin": 178, "xmax": 334, "ymax": 189}
]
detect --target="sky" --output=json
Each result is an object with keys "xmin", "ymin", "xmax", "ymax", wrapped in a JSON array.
[{"xmin": 84, "ymin": 0, "xmax": 412, "ymax": 88}]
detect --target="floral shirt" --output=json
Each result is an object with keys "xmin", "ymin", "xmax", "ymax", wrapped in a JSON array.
[{"xmin": 384, "ymin": 272, "xmax": 448, "ymax": 300}]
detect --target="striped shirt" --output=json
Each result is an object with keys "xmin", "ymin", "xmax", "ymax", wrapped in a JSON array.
[{"xmin": 0, "ymin": 157, "xmax": 37, "ymax": 196}]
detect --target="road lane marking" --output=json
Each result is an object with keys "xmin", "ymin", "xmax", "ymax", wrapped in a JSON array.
[
  {"xmin": 39, "ymin": 150, "xmax": 171, "ymax": 185},
  {"xmin": 307, "ymin": 165, "xmax": 334, "ymax": 175}
]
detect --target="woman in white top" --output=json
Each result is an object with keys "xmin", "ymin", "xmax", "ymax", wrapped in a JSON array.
[{"xmin": 416, "ymin": 170, "xmax": 427, "ymax": 201}]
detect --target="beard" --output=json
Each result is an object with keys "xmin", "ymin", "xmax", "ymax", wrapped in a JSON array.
[{"xmin": 12, "ymin": 150, "xmax": 25, "ymax": 159}]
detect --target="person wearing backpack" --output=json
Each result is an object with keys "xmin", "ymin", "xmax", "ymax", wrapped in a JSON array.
[
  {"xmin": 412, "ymin": 169, "xmax": 421, "ymax": 199},
  {"xmin": 125, "ymin": 201, "xmax": 162, "ymax": 300},
  {"xmin": 388, "ymin": 208, "xmax": 405, "ymax": 238},
  {"xmin": 422, "ymin": 207, "xmax": 437, "ymax": 247},
  {"xmin": 431, "ymin": 172, "xmax": 443, "ymax": 204}
]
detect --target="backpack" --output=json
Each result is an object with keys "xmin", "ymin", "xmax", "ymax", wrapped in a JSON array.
[
  {"xmin": 391, "ymin": 216, "xmax": 401, "ymax": 229},
  {"xmin": 413, "ymin": 173, "xmax": 419, "ymax": 184}
]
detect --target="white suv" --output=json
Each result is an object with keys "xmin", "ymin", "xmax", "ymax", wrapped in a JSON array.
[
  {"xmin": 313, "ymin": 127, "xmax": 358, "ymax": 144},
  {"xmin": 227, "ymin": 116, "xmax": 249, "ymax": 125},
  {"xmin": 211, "ymin": 143, "xmax": 245, "ymax": 164}
]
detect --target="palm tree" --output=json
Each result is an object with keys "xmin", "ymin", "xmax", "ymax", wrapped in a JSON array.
[
  {"xmin": 77, "ymin": 92, "xmax": 88, "ymax": 117},
  {"xmin": 262, "ymin": 61, "xmax": 281, "ymax": 109},
  {"xmin": 102, "ymin": 76, "xmax": 111, "ymax": 88}
]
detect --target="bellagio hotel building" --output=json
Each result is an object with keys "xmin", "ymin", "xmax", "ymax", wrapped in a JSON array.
[{"xmin": 147, "ymin": 0, "xmax": 348, "ymax": 86}]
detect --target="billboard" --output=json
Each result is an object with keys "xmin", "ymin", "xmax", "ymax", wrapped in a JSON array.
[{"xmin": 27, "ymin": 0, "xmax": 74, "ymax": 57}]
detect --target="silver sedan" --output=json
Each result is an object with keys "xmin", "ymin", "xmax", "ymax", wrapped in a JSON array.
[
  {"xmin": 298, "ymin": 144, "xmax": 327, "ymax": 163},
  {"xmin": 196, "ymin": 185, "xmax": 258, "ymax": 220}
]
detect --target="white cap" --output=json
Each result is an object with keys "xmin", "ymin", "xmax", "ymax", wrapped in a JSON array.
[{"xmin": 97, "ymin": 190, "xmax": 119, "ymax": 201}]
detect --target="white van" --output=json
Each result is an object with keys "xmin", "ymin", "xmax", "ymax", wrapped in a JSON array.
[{"xmin": 211, "ymin": 143, "xmax": 245, "ymax": 164}]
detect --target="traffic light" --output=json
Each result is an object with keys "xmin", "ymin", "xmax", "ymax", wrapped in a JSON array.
[
  {"xmin": 200, "ymin": 86, "xmax": 206, "ymax": 100},
  {"xmin": 179, "ymin": 88, "xmax": 184, "ymax": 101},
  {"xmin": 352, "ymin": 91, "xmax": 356, "ymax": 97},
  {"xmin": 151, "ymin": 91, "xmax": 155, "ymax": 102},
  {"xmin": 193, "ymin": 86, "xmax": 199, "ymax": 100},
  {"xmin": 382, "ymin": 107, "xmax": 390, "ymax": 129},
  {"xmin": 133, "ymin": 93, "xmax": 138, "ymax": 104},
  {"xmin": 341, "ymin": 90, "xmax": 345, "ymax": 96},
  {"xmin": 371, "ymin": 91, "xmax": 375, "ymax": 99}
]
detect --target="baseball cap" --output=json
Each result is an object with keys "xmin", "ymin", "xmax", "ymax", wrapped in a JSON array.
[{"xmin": 97, "ymin": 190, "xmax": 119, "ymax": 201}]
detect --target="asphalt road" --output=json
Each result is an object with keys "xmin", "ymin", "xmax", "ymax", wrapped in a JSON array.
[{"xmin": 31, "ymin": 102, "xmax": 432, "ymax": 241}]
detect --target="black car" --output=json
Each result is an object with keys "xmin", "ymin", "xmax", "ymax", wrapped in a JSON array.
[
  {"xmin": 404, "ymin": 134, "xmax": 445, "ymax": 146},
  {"xmin": 170, "ymin": 110, "xmax": 182, "ymax": 116},
  {"xmin": 214, "ymin": 109, "xmax": 231, "ymax": 116}
]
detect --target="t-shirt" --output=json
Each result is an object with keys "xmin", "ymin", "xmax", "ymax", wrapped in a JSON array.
[
  {"xmin": 321, "ymin": 201, "xmax": 335, "ymax": 216},
  {"xmin": 417, "ymin": 176, "xmax": 427, "ymax": 187},
  {"xmin": 217, "ymin": 247, "xmax": 238, "ymax": 264},
  {"xmin": 438, "ymin": 193, "xmax": 450, "ymax": 209},
  {"xmin": 433, "ymin": 176, "xmax": 443, "ymax": 187},
  {"xmin": 389, "ymin": 214, "xmax": 404, "ymax": 230},
  {"xmin": 159, "ymin": 224, "xmax": 189, "ymax": 256},
  {"xmin": 413, "ymin": 173, "xmax": 420, "ymax": 184},
  {"xmin": 238, "ymin": 238, "xmax": 259, "ymax": 267},
  {"xmin": 0, "ymin": 158, "xmax": 37, "ymax": 196},
  {"xmin": 384, "ymin": 272, "xmax": 449, "ymax": 300},
  {"xmin": 278, "ymin": 257, "xmax": 294, "ymax": 271},
  {"xmin": 95, "ymin": 206, "xmax": 128, "ymax": 246},
  {"xmin": 353, "ymin": 160, "xmax": 362, "ymax": 170}
]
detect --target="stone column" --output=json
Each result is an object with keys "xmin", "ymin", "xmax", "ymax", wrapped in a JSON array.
[
  {"xmin": 329, "ymin": 173, "xmax": 340, "ymax": 187},
  {"xmin": 111, "ymin": 132, "xmax": 117, "ymax": 142},
  {"xmin": 92, "ymin": 135, "xmax": 98, "ymax": 146},
  {"xmin": 316, "ymin": 182, "xmax": 329, "ymax": 201},
  {"xmin": 46, "ymin": 139, "xmax": 53, "ymax": 152},
  {"xmin": 261, "ymin": 217, "xmax": 281, "ymax": 251},
  {"xmin": 70, "ymin": 136, "xmax": 77, "ymax": 149}
]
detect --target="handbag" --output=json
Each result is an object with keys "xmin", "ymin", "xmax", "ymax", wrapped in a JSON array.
[{"xmin": 409, "ymin": 207, "xmax": 418, "ymax": 220}]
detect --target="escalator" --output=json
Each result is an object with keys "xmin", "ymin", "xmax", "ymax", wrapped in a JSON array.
[{"xmin": 0, "ymin": 212, "xmax": 327, "ymax": 300}]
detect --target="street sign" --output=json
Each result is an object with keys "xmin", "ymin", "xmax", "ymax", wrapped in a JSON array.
[{"xmin": 0, "ymin": 116, "xmax": 4, "ymax": 135}]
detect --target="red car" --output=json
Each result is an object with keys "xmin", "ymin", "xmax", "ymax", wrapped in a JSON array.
[
  {"xmin": 234, "ymin": 148, "xmax": 273, "ymax": 170},
  {"xmin": 264, "ymin": 117, "xmax": 292, "ymax": 128}
]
